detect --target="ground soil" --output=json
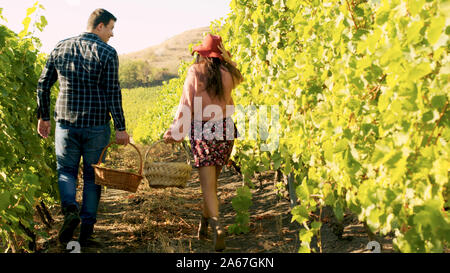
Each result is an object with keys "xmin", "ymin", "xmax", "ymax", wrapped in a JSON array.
[{"xmin": 36, "ymin": 142, "xmax": 395, "ymax": 253}]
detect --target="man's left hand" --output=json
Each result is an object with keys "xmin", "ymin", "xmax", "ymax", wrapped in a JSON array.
[
  {"xmin": 116, "ymin": 130, "xmax": 130, "ymax": 146},
  {"xmin": 38, "ymin": 119, "xmax": 51, "ymax": 138}
]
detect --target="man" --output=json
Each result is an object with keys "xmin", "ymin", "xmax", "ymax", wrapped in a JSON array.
[{"xmin": 36, "ymin": 8, "xmax": 130, "ymax": 247}]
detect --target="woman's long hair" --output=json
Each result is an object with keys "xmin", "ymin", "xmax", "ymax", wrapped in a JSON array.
[{"xmin": 195, "ymin": 54, "xmax": 244, "ymax": 100}]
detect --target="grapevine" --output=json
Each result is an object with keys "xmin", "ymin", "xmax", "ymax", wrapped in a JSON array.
[
  {"xmin": 0, "ymin": 3, "xmax": 58, "ymax": 252},
  {"xmin": 211, "ymin": 0, "xmax": 449, "ymax": 252}
]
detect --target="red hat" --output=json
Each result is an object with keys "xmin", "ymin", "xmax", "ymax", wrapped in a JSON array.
[{"xmin": 192, "ymin": 34, "xmax": 224, "ymax": 60}]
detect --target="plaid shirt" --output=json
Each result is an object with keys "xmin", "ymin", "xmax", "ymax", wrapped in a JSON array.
[{"xmin": 37, "ymin": 32, "xmax": 126, "ymax": 131}]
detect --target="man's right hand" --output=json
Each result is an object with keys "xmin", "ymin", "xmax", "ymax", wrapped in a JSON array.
[{"xmin": 115, "ymin": 130, "xmax": 130, "ymax": 145}]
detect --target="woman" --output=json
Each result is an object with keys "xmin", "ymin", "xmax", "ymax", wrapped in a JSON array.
[{"xmin": 163, "ymin": 34, "xmax": 243, "ymax": 252}]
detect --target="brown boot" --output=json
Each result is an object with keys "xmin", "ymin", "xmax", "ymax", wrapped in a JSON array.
[
  {"xmin": 209, "ymin": 217, "xmax": 225, "ymax": 252},
  {"xmin": 197, "ymin": 215, "xmax": 209, "ymax": 240}
]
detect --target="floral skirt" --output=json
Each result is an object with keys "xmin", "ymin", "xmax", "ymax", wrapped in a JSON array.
[{"xmin": 189, "ymin": 117, "xmax": 239, "ymax": 168}]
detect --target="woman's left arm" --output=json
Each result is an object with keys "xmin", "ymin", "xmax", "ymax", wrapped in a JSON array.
[{"xmin": 164, "ymin": 67, "xmax": 196, "ymax": 143}]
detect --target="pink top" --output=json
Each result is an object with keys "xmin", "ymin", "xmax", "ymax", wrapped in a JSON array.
[{"xmin": 166, "ymin": 63, "xmax": 235, "ymax": 140}]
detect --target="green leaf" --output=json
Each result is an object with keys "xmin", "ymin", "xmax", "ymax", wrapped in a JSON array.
[
  {"xmin": 408, "ymin": 62, "xmax": 431, "ymax": 82},
  {"xmin": 20, "ymin": 17, "xmax": 31, "ymax": 37},
  {"xmin": 426, "ymin": 16, "xmax": 445, "ymax": 45},
  {"xmin": 431, "ymin": 95, "xmax": 447, "ymax": 110},
  {"xmin": 298, "ymin": 241, "xmax": 311, "ymax": 253},
  {"xmin": 432, "ymin": 159, "xmax": 449, "ymax": 186},
  {"xmin": 334, "ymin": 139, "xmax": 348, "ymax": 153},
  {"xmin": 286, "ymin": 0, "xmax": 298, "ymax": 11},
  {"xmin": 311, "ymin": 221, "xmax": 322, "ymax": 230},
  {"xmin": 367, "ymin": 208, "xmax": 382, "ymax": 230},
  {"xmin": 323, "ymin": 140, "xmax": 334, "ymax": 161},
  {"xmin": 378, "ymin": 90, "xmax": 391, "ymax": 112},
  {"xmin": 296, "ymin": 177, "xmax": 310, "ymax": 200},
  {"xmin": 355, "ymin": 7, "xmax": 364, "ymax": 17},
  {"xmin": 4, "ymin": 212, "xmax": 19, "ymax": 224},
  {"xmin": 376, "ymin": 11, "xmax": 390, "ymax": 25},
  {"xmin": 406, "ymin": 20, "xmax": 424, "ymax": 44},
  {"xmin": 422, "ymin": 110, "xmax": 434, "ymax": 123},
  {"xmin": 273, "ymin": 152, "xmax": 283, "ymax": 170},
  {"xmin": 15, "ymin": 204, "xmax": 27, "ymax": 213},
  {"xmin": 291, "ymin": 205, "xmax": 309, "ymax": 224},
  {"xmin": 385, "ymin": 151, "xmax": 403, "ymax": 168},
  {"xmin": 407, "ymin": 0, "xmax": 425, "ymax": 16},
  {"xmin": 333, "ymin": 201, "xmax": 344, "ymax": 222},
  {"xmin": 26, "ymin": 7, "xmax": 37, "ymax": 16},
  {"xmin": 0, "ymin": 191, "xmax": 11, "ymax": 211},
  {"xmin": 299, "ymin": 228, "xmax": 314, "ymax": 243}
]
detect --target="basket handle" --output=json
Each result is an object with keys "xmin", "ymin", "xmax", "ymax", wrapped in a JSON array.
[
  {"xmin": 144, "ymin": 139, "xmax": 191, "ymax": 165},
  {"xmin": 97, "ymin": 142, "xmax": 143, "ymax": 176}
]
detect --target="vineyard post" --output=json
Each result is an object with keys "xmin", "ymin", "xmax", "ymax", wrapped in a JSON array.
[
  {"xmin": 287, "ymin": 173, "xmax": 297, "ymax": 208},
  {"xmin": 40, "ymin": 200, "xmax": 54, "ymax": 225},
  {"xmin": 35, "ymin": 205, "xmax": 51, "ymax": 229}
]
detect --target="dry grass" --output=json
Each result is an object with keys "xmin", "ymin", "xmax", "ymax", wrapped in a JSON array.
[{"xmin": 33, "ymin": 143, "xmax": 406, "ymax": 253}]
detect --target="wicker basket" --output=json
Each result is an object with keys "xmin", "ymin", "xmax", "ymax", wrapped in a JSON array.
[
  {"xmin": 143, "ymin": 140, "xmax": 192, "ymax": 188},
  {"xmin": 92, "ymin": 142, "xmax": 144, "ymax": 193}
]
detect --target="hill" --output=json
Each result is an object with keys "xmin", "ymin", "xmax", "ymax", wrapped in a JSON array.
[{"xmin": 119, "ymin": 27, "xmax": 210, "ymax": 84}]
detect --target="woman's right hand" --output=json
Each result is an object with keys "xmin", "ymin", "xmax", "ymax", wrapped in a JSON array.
[
  {"xmin": 218, "ymin": 43, "xmax": 236, "ymax": 66},
  {"xmin": 163, "ymin": 130, "xmax": 176, "ymax": 144}
]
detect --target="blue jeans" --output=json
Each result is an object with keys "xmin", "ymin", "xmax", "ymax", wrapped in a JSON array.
[{"xmin": 55, "ymin": 122, "xmax": 110, "ymax": 225}]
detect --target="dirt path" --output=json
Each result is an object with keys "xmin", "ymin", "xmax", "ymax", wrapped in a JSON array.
[{"xmin": 37, "ymin": 143, "xmax": 394, "ymax": 253}]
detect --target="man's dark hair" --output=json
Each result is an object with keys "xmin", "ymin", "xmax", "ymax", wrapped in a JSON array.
[{"xmin": 87, "ymin": 8, "xmax": 117, "ymax": 30}]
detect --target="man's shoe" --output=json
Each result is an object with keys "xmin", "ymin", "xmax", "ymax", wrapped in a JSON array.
[
  {"xmin": 58, "ymin": 205, "xmax": 80, "ymax": 245},
  {"xmin": 79, "ymin": 235, "xmax": 105, "ymax": 248},
  {"xmin": 79, "ymin": 224, "xmax": 104, "ymax": 248}
]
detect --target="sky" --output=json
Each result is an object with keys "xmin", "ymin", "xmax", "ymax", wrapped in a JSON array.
[{"xmin": 0, "ymin": 0, "xmax": 231, "ymax": 54}]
